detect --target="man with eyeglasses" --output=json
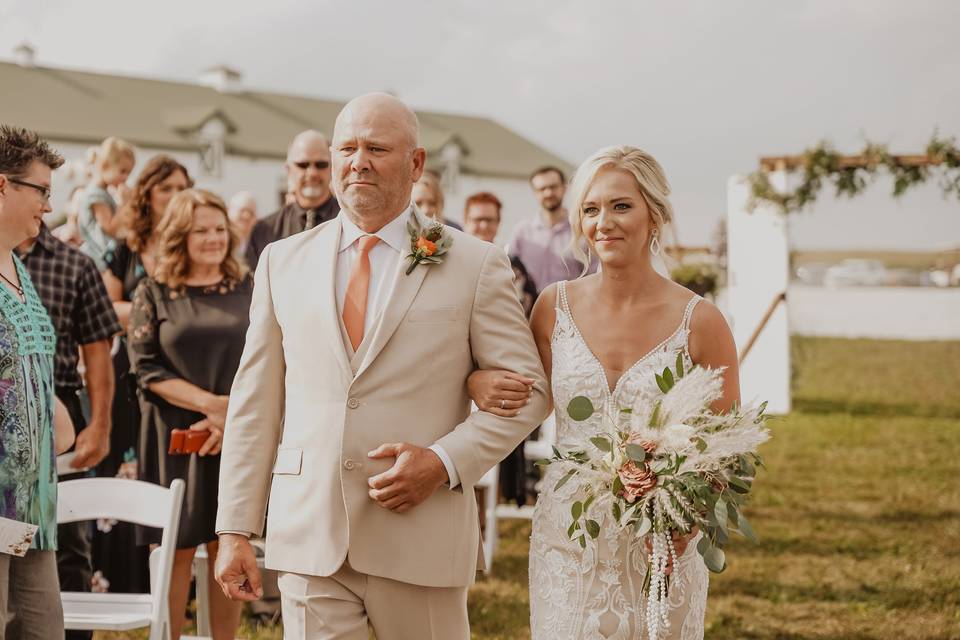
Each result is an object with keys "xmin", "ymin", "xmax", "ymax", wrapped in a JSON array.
[{"xmin": 245, "ymin": 129, "xmax": 340, "ymax": 269}]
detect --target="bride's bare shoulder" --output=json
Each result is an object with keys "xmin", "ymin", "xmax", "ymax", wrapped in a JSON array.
[
  {"xmin": 530, "ymin": 282, "xmax": 559, "ymax": 335},
  {"xmin": 687, "ymin": 297, "xmax": 737, "ymax": 363}
]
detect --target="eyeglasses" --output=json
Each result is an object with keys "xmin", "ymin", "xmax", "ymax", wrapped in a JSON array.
[
  {"xmin": 292, "ymin": 160, "xmax": 330, "ymax": 171},
  {"xmin": 8, "ymin": 178, "xmax": 51, "ymax": 202}
]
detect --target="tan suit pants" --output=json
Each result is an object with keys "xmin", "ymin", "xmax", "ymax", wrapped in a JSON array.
[{"xmin": 278, "ymin": 559, "xmax": 469, "ymax": 640}]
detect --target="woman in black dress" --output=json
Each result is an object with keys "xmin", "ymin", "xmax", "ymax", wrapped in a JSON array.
[
  {"xmin": 94, "ymin": 155, "xmax": 191, "ymax": 593},
  {"xmin": 128, "ymin": 188, "xmax": 250, "ymax": 640}
]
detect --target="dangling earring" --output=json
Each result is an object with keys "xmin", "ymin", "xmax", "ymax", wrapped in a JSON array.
[{"xmin": 649, "ymin": 228, "xmax": 662, "ymax": 257}]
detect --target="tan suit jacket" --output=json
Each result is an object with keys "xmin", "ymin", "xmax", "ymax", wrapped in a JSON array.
[{"xmin": 215, "ymin": 211, "xmax": 549, "ymax": 588}]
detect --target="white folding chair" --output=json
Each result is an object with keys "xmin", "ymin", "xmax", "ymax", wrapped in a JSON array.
[
  {"xmin": 523, "ymin": 411, "xmax": 556, "ymax": 463},
  {"xmin": 57, "ymin": 478, "xmax": 185, "ymax": 640},
  {"xmin": 193, "ymin": 538, "xmax": 267, "ymax": 637},
  {"xmin": 475, "ymin": 465, "xmax": 500, "ymax": 572},
  {"xmin": 474, "ymin": 412, "xmax": 559, "ymax": 570}
]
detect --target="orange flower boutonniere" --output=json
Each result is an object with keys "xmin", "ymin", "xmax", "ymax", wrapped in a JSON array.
[{"xmin": 406, "ymin": 217, "xmax": 452, "ymax": 275}]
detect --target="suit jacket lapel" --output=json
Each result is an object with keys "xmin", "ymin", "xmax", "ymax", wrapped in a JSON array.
[{"xmin": 312, "ymin": 220, "xmax": 353, "ymax": 387}]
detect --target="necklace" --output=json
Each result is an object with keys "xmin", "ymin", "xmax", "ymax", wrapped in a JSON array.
[{"xmin": 0, "ymin": 269, "xmax": 24, "ymax": 300}]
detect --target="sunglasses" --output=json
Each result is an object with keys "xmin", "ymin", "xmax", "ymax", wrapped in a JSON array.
[
  {"xmin": 293, "ymin": 160, "xmax": 330, "ymax": 170},
  {"xmin": 9, "ymin": 178, "xmax": 51, "ymax": 202}
]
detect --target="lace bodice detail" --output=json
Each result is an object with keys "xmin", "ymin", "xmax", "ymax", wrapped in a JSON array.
[{"xmin": 529, "ymin": 281, "xmax": 708, "ymax": 640}]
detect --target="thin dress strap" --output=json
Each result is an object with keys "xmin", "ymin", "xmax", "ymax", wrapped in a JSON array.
[
  {"xmin": 681, "ymin": 295, "xmax": 702, "ymax": 332},
  {"xmin": 557, "ymin": 280, "xmax": 571, "ymax": 314}
]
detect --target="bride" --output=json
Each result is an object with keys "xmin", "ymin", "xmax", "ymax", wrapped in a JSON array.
[{"xmin": 471, "ymin": 146, "xmax": 740, "ymax": 639}]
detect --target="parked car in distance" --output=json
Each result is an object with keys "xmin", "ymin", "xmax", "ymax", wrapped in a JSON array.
[{"xmin": 823, "ymin": 259, "xmax": 888, "ymax": 288}]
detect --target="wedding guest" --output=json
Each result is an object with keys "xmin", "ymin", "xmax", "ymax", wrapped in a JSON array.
[
  {"xmin": 17, "ymin": 220, "xmax": 121, "ymax": 640},
  {"xmin": 50, "ymin": 185, "xmax": 85, "ymax": 247},
  {"xmin": 128, "ymin": 188, "xmax": 250, "ymax": 640},
  {"xmin": 413, "ymin": 171, "xmax": 462, "ymax": 230},
  {"xmin": 510, "ymin": 165, "xmax": 596, "ymax": 289},
  {"xmin": 245, "ymin": 130, "xmax": 340, "ymax": 269},
  {"xmin": 511, "ymin": 256, "xmax": 538, "ymax": 318},
  {"xmin": 460, "ymin": 191, "xmax": 533, "ymax": 504},
  {"xmin": 463, "ymin": 191, "xmax": 502, "ymax": 243},
  {"xmin": 94, "ymin": 155, "xmax": 192, "ymax": 594},
  {"xmin": 227, "ymin": 191, "xmax": 258, "ymax": 255},
  {"xmin": 0, "ymin": 124, "xmax": 67, "ymax": 638},
  {"xmin": 78, "ymin": 137, "xmax": 135, "ymax": 271}
]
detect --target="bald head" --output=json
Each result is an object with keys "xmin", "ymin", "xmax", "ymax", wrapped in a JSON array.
[
  {"xmin": 334, "ymin": 93, "xmax": 420, "ymax": 150},
  {"xmin": 285, "ymin": 129, "xmax": 332, "ymax": 208},
  {"xmin": 286, "ymin": 130, "xmax": 328, "ymax": 162},
  {"xmin": 330, "ymin": 93, "xmax": 427, "ymax": 231},
  {"xmin": 228, "ymin": 190, "xmax": 256, "ymax": 214}
]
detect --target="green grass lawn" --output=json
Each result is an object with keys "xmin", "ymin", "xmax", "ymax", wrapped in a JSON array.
[{"xmin": 99, "ymin": 337, "xmax": 960, "ymax": 640}]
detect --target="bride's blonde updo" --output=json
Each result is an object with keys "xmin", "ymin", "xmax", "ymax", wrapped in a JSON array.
[{"xmin": 567, "ymin": 145, "xmax": 675, "ymax": 269}]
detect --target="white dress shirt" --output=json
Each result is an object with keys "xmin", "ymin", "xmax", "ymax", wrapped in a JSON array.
[{"xmin": 336, "ymin": 208, "xmax": 461, "ymax": 489}]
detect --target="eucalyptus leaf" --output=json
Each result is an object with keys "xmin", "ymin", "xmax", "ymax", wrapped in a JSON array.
[
  {"xmin": 726, "ymin": 501, "xmax": 739, "ymax": 526},
  {"xmin": 738, "ymin": 514, "xmax": 758, "ymax": 543},
  {"xmin": 554, "ymin": 469, "xmax": 577, "ymax": 491},
  {"xmin": 702, "ymin": 545, "xmax": 726, "ymax": 573},
  {"xmin": 676, "ymin": 352, "xmax": 684, "ymax": 378},
  {"xmin": 567, "ymin": 396, "xmax": 595, "ymax": 422},
  {"xmin": 714, "ymin": 498, "xmax": 728, "ymax": 530},
  {"xmin": 728, "ymin": 475, "xmax": 751, "ymax": 493},
  {"xmin": 715, "ymin": 524, "xmax": 729, "ymax": 546},
  {"xmin": 696, "ymin": 534, "xmax": 711, "ymax": 555},
  {"xmin": 567, "ymin": 520, "xmax": 579, "ymax": 539},
  {"xmin": 694, "ymin": 437, "xmax": 707, "ymax": 453},
  {"xmin": 590, "ymin": 436, "xmax": 612, "ymax": 452},
  {"xmin": 534, "ymin": 458, "xmax": 552, "ymax": 467},
  {"xmin": 612, "ymin": 502, "xmax": 622, "ymax": 522},
  {"xmin": 578, "ymin": 535, "xmax": 587, "ymax": 549},
  {"xmin": 625, "ymin": 444, "xmax": 649, "ymax": 463}
]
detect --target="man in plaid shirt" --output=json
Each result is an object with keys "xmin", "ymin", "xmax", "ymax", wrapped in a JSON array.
[{"xmin": 18, "ymin": 222, "xmax": 121, "ymax": 638}]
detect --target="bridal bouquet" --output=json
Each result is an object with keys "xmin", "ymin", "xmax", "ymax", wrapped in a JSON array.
[{"xmin": 538, "ymin": 355, "xmax": 770, "ymax": 640}]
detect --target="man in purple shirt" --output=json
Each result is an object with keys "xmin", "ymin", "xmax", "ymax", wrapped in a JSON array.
[{"xmin": 509, "ymin": 166, "xmax": 596, "ymax": 292}]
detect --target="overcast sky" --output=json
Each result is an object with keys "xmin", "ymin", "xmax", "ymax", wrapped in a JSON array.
[{"xmin": 3, "ymin": 0, "xmax": 959, "ymax": 250}]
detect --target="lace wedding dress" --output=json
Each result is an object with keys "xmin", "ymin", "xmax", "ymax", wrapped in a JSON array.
[{"xmin": 529, "ymin": 281, "xmax": 709, "ymax": 640}]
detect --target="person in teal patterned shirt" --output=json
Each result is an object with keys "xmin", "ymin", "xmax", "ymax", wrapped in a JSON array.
[{"xmin": 0, "ymin": 125, "xmax": 74, "ymax": 638}]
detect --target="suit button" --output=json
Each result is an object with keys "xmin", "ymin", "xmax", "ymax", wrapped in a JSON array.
[
  {"xmin": 343, "ymin": 459, "xmax": 355, "ymax": 470},
  {"xmin": 347, "ymin": 398, "xmax": 360, "ymax": 409}
]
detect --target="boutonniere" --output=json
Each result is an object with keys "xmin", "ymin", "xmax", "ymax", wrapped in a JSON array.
[{"xmin": 405, "ymin": 218, "xmax": 453, "ymax": 275}]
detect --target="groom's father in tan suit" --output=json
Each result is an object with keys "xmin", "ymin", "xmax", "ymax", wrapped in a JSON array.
[{"xmin": 214, "ymin": 93, "xmax": 549, "ymax": 639}]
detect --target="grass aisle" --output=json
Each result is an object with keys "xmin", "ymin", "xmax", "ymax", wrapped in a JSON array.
[{"xmin": 98, "ymin": 338, "xmax": 960, "ymax": 639}]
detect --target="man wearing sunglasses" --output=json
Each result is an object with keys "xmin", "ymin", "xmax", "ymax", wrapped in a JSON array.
[{"xmin": 245, "ymin": 129, "xmax": 340, "ymax": 269}]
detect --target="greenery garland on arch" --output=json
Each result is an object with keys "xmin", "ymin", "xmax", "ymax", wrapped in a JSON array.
[{"xmin": 746, "ymin": 133, "xmax": 960, "ymax": 214}]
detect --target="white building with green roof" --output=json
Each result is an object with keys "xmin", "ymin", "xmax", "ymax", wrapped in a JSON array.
[{"xmin": 2, "ymin": 51, "xmax": 572, "ymax": 242}]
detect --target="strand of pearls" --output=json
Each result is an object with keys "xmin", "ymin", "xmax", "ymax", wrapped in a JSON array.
[{"xmin": 645, "ymin": 530, "xmax": 678, "ymax": 639}]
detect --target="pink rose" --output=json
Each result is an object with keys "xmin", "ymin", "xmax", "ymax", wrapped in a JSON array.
[{"xmin": 618, "ymin": 460, "xmax": 658, "ymax": 503}]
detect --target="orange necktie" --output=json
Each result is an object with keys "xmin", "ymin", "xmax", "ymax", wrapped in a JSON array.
[{"xmin": 342, "ymin": 235, "xmax": 380, "ymax": 351}]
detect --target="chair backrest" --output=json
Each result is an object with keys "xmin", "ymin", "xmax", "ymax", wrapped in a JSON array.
[
  {"xmin": 57, "ymin": 478, "xmax": 185, "ymax": 633},
  {"xmin": 540, "ymin": 412, "xmax": 556, "ymax": 445}
]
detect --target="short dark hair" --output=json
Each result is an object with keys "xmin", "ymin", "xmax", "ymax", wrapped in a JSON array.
[
  {"xmin": 529, "ymin": 165, "xmax": 565, "ymax": 185},
  {"xmin": 464, "ymin": 191, "xmax": 502, "ymax": 221},
  {"xmin": 0, "ymin": 125, "xmax": 64, "ymax": 177}
]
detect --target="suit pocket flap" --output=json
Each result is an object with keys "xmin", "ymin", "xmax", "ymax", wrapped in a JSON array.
[
  {"xmin": 407, "ymin": 306, "xmax": 459, "ymax": 323},
  {"xmin": 272, "ymin": 448, "xmax": 303, "ymax": 475}
]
